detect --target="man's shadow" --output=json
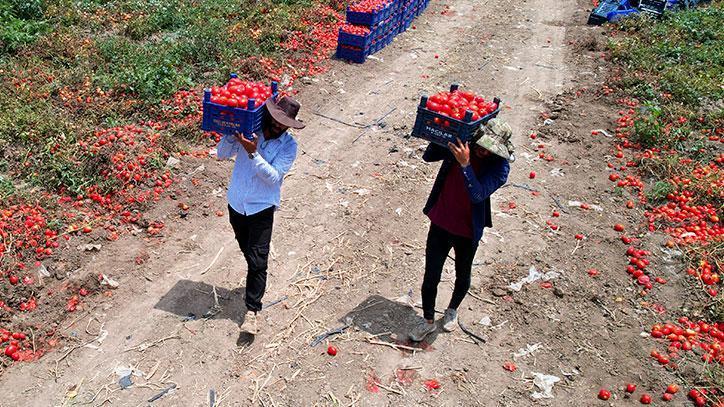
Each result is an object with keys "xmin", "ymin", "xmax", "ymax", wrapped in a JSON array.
[
  {"xmin": 154, "ymin": 279, "xmax": 255, "ymax": 346},
  {"xmin": 341, "ymin": 294, "xmax": 439, "ymax": 350}
]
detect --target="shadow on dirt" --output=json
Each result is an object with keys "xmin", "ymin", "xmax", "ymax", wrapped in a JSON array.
[
  {"xmin": 154, "ymin": 279, "xmax": 246, "ymax": 325},
  {"xmin": 342, "ymin": 294, "xmax": 439, "ymax": 351}
]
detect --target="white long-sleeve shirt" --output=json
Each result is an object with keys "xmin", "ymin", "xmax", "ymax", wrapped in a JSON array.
[{"xmin": 216, "ymin": 132, "xmax": 298, "ymax": 215}]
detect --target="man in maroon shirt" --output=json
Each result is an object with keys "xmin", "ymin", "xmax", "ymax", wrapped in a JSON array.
[{"xmin": 410, "ymin": 119, "xmax": 514, "ymax": 342}]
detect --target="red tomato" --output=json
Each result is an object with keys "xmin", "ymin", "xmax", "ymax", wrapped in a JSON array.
[
  {"xmin": 626, "ymin": 383, "xmax": 637, "ymax": 393},
  {"xmin": 4, "ymin": 345, "xmax": 18, "ymax": 356},
  {"xmin": 327, "ymin": 345, "xmax": 337, "ymax": 356},
  {"xmin": 598, "ymin": 389, "xmax": 611, "ymax": 400},
  {"xmin": 426, "ymin": 101, "xmax": 441, "ymax": 112},
  {"xmin": 460, "ymin": 91, "xmax": 475, "ymax": 101},
  {"xmin": 662, "ymin": 392, "xmax": 673, "ymax": 401},
  {"xmin": 640, "ymin": 394, "xmax": 652, "ymax": 404},
  {"xmin": 614, "ymin": 224, "xmax": 625, "ymax": 232},
  {"xmin": 529, "ymin": 171, "xmax": 536, "ymax": 179},
  {"xmin": 665, "ymin": 384, "xmax": 678, "ymax": 394}
]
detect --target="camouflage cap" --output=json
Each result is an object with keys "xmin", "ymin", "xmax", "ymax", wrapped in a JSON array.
[{"xmin": 473, "ymin": 118, "xmax": 515, "ymax": 162}]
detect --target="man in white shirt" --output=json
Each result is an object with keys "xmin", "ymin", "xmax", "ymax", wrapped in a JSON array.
[{"xmin": 216, "ymin": 97, "xmax": 305, "ymax": 334}]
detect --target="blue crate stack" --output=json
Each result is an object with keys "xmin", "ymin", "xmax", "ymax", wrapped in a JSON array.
[
  {"xmin": 336, "ymin": 0, "xmax": 430, "ymax": 63},
  {"xmin": 587, "ymin": 0, "xmax": 709, "ymax": 24}
]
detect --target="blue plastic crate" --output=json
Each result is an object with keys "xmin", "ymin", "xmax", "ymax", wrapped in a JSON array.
[
  {"xmin": 336, "ymin": 45, "xmax": 369, "ymax": 63},
  {"xmin": 338, "ymin": 12, "xmax": 398, "ymax": 48},
  {"xmin": 411, "ymin": 85, "xmax": 502, "ymax": 147},
  {"xmin": 415, "ymin": 3, "xmax": 425, "ymax": 15},
  {"xmin": 338, "ymin": 30, "xmax": 374, "ymax": 48},
  {"xmin": 346, "ymin": 2, "xmax": 394, "ymax": 25},
  {"xmin": 201, "ymin": 74, "xmax": 278, "ymax": 137},
  {"xmin": 371, "ymin": 31, "xmax": 395, "ymax": 54},
  {"xmin": 588, "ymin": 0, "xmax": 637, "ymax": 24}
]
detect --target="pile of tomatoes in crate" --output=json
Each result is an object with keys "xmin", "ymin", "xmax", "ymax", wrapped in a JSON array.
[
  {"xmin": 208, "ymin": 78, "xmax": 274, "ymax": 109},
  {"xmin": 425, "ymin": 90, "xmax": 499, "ymax": 122},
  {"xmin": 340, "ymin": 23, "xmax": 371, "ymax": 35},
  {"xmin": 349, "ymin": 0, "xmax": 393, "ymax": 13}
]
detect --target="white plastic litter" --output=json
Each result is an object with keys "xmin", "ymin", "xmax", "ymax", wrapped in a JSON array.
[
  {"xmin": 514, "ymin": 343, "xmax": 543, "ymax": 358},
  {"xmin": 509, "ymin": 266, "xmax": 560, "ymax": 292},
  {"xmin": 593, "ymin": 129, "xmax": 613, "ymax": 138},
  {"xmin": 531, "ymin": 373, "xmax": 561, "ymax": 399},
  {"xmin": 165, "ymin": 157, "xmax": 180, "ymax": 168},
  {"xmin": 394, "ymin": 289, "xmax": 414, "ymax": 307},
  {"xmin": 79, "ymin": 244, "xmax": 102, "ymax": 252},
  {"xmin": 660, "ymin": 247, "xmax": 683, "ymax": 263},
  {"xmin": 568, "ymin": 200, "xmax": 603, "ymax": 211},
  {"xmin": 478, "ymin": 315, "xmax": 492, "ymax": 327},
  {"xmin": 37, "ymin": 264, "xmax": 50, "ymax": 279},
  {"xmin": 114, "ymin": 366, "xmax": 145, "ymax": 378},
  {"xmin": 395, "ymin": 208, "xmax": 402, "ymax": 216},
  {"xmin": 85, "ymin": 326, "xmax": 109, "ymax": 350},
  {"xmin": 99, "ymin": 274, "xmax": 119, "ymax": 289},
  {"xmin": 550, "ymin": 168, "xmax": 564, "ymax": 177},
  {"xmin": 520, "ymin": 152, "xmax": 535, "ymax": 163},
  {"xmin": 352, "ymin": 189, "xmax": 370, "ymax": 196}
]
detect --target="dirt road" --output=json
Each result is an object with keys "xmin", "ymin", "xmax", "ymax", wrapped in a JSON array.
[{"xmin": 1, "ymin": 0, "xmax": 659, "ymax": 405}]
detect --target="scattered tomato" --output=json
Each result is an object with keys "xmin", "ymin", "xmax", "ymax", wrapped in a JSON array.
[{"xmin": 598, "ymin": 389, "xmax": 611, "ymax": 400}]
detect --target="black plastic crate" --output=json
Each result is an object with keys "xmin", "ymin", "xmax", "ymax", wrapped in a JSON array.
[
  {"xmin": 411, "ymin": 85, "xmax": 502, "ymax": 147},
  {"xmin": 639, "ymin": 0, "xmax": 667, "ymax": 13}
]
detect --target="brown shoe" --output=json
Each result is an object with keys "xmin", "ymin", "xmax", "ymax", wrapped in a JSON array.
[{"xmin": 240, "ymin": 311, "xmax": 259, "ymax": 334}]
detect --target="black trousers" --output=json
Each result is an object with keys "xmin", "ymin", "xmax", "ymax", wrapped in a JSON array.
[
  {"xmin": 228, "ymin": 205, "xmax": 275, "ymax": 312},
  {"xmin": 421, "ymin": 223, "xmax": 478, "ymax": 321}
]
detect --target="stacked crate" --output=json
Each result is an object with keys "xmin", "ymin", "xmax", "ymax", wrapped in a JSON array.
[{"xmin": 336, "ymin": 0, "xmax": 431, "ymax": 63}]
